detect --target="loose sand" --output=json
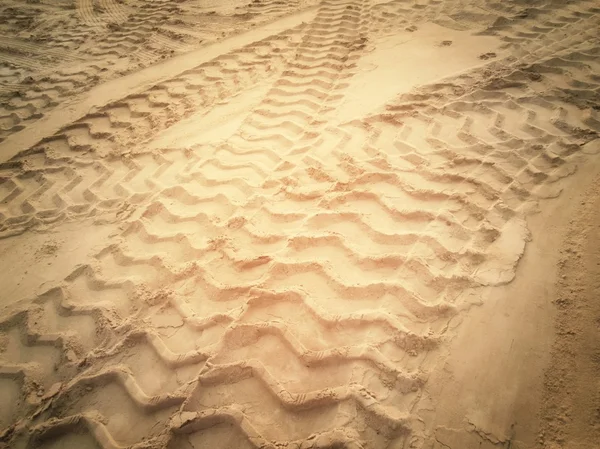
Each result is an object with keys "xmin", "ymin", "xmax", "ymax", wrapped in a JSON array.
[{"xmin": 0, "ymin": 1, "xmax": 599, "ymax": 448}]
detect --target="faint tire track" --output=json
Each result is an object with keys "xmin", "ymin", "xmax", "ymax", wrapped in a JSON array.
[{"xmin": 76, "ymin": 0, "xmax": 104, "ymax": 28}]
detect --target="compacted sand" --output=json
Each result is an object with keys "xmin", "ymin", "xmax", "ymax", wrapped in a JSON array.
[{"xmin": 0, "ymin": 1, "xmax": 599, "ymax": 448}]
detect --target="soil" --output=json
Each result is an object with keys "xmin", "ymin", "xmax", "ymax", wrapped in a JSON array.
[{"xmin": 0, "ymin": 1, "xmax": 599, "ymax": 448}]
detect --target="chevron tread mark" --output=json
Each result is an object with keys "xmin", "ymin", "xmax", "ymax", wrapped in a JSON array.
[
  {"xmin": 2, "ymin": 0, "xmax": 600, "ymax": 448},
  {"xmin": 0, "ymin": 287, "xmax": 115, "ymax": 433},
  {"xmin": 0, "ymin": 0, "xmax": 312, "ymax": 143}
]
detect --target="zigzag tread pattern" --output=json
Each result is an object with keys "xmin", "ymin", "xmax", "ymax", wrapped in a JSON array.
[
  {"xmin": 0, "ymin": 0, "xmax": 316, "ymax": 144},
  {"xmin": 2, "ymin": 1, "xmax": 600, "ymax": 449}
]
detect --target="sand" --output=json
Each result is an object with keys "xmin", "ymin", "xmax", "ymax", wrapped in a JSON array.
[{"xmin": 0, "ymin": 0, "xmax": 599, "ymax": 448}]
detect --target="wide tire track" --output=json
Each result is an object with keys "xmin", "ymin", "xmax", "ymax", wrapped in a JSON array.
[
  {"xmin": 2, "ymin": 1, "xmax": 600, "ymax": 449},
  {"xmin": 0, "ymin": 26, "xmax": 307, "ymax": 237}
]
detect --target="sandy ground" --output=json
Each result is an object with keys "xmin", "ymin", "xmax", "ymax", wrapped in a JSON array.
[{"xmin": 0, "ymin": 0, "xmax": 599, "ymax": 448}]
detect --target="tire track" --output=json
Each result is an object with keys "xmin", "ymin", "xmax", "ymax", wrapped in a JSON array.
[
  {"xmin": 3, "ymin": 2, "xmax": 399, "ymax": 446},
  {"xmin": 75, "ymin": 0, "xmax": 104, "ymax": 28},
  {"xmin": 0, "ymin": 26, "xmax": 306, "ymax": 235},
  {"xmin": 245, "ymin": 0, "xmax": 304, "ymax": 18},
  {"xmin": 26, "ymin": 1, "xmax": 432, "ymax": 446},
  {"xmin": 2, "ymin": 1, "xmax": 600, "ymax": 448},
  {"xmin": 0, "ymin": 0, "xmax": 310, "ymax": 145},
  {"xmin": 131, "ymin": 14, "xmax": 597, "ymax": 447},
  {"xmin": 99, "ymin": 0, "xmax": 129, "ymax": 24},
  {"xmin": 0, "ymin": 36, "xmax": 76, "ymax": 62},
  {"xmin": 0, "ymin": 287, "xmax": 115, "ymax": 433}
]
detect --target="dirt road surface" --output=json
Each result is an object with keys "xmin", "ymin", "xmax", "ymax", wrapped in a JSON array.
[{"xmin": 0, "ymin": 1, "xmax": 599, "ymax": 448}]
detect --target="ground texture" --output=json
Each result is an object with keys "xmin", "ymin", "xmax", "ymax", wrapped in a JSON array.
[{"xmin": 0, "ymin": 1, "xmax": 599, "ymax": 448}]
